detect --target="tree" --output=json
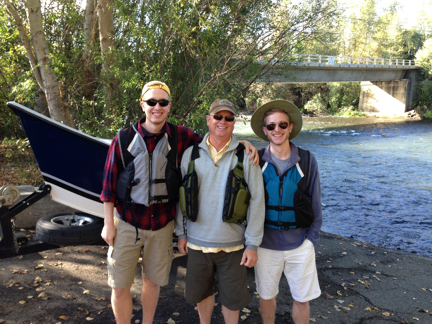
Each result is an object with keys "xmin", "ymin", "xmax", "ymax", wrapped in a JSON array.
[{"xmin": 5, "ymin": 0, "xmax": 74, "ymax": 127}]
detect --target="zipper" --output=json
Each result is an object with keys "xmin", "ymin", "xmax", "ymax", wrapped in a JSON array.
[
  {"xmin": 149, "ymin": 152, "xmax": 153, "ymax": 204},
  {"xmin": 279, "ymin": 179, "xmax": 283, "ymax": 226}
]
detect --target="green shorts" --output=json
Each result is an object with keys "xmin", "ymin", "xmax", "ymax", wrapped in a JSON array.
[{"xmin": 186, "ymin": 248, "xmax": 251, "ymax": 311}]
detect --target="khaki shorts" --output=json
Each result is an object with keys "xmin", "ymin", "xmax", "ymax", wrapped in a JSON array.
[
  {"xmin": 107, "ymin": 218, "xmax": 174, "ymax": 289},
  {"xmin": 186, "ymin": 248, "xmax": 251, "ymax": 311},
  {"xmin": 255, "ymin": 239, "xmax": 321, "ymax": 302}
]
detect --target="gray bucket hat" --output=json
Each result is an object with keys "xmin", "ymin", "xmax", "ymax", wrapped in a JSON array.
[{"xmin": 251, "ymin": 100, "xmax": 303, "ymax": 141}]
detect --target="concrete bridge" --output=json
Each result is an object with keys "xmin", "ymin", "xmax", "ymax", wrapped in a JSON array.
[{"xmin": 258, "ymin": 54, "xmax": 420, "ymax": 115}]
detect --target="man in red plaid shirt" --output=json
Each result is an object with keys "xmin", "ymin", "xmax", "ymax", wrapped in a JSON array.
[{"xmin": 100, "ymin": 81, "xmax": 257, "ymax": 324}]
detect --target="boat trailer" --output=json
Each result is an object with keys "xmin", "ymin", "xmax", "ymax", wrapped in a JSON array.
[{"xmin": 0, "ymin": 184, "xmax": 59, "ymax": 258}]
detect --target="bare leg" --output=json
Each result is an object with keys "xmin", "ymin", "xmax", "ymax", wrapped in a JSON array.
[
  {"xmin": 292, "ymin": 300, "xmax": 310, "ymax": 324},
  {"xmin": 112, "ymin": 287, "xmax": 133, "ymax": 324},
  {"xmin": 141, "ymin": 277, "xmax": 160, "ymax": 324},
  {"xmin": 221, "ymin": 305, "xmax": 240, "ymax": 324},
  {"xmin": 259, "ymin": 297, "xmax": 276, "ymax": 324},
  {"xmin": 197, "ymin": 295, "xmax": 215, "ymax": 324}
]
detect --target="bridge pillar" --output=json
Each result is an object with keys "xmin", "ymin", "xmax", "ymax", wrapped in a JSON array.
[{"xmin": 359, "ymin": 80, "xmax": 410, "ymax": 115}]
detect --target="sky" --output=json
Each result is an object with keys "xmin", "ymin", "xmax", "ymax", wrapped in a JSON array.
[
  {"xmin": 379, "ymin": 0, "xmax": 425, "ymax": 27},
  {"xmin": 342, "ymin": 0, "xmax": 428, "ymax": 28}
]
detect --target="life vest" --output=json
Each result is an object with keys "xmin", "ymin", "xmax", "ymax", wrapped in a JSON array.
[
  {"xmin": 115, "ymin": 121, "xmax": 181, "ymax": 207},
  {"xmin": 259, "ymin": 147, "xmax": 314, "ymax": 230},
  {"xmin": 179, "ymin": 143, "xmax": 250, "ymax": 224}
]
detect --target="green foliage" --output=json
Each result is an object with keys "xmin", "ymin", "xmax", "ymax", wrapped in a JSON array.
[
  {"xmin": 333, "ymin": 106, "xmax": 366, "ymax": 117},
  {"xmin": 2, "ymin": 137, "xmax": 31, "ymax": 159},
  {"xmin": 304, "ymin": 93, "xmax": 327, "ymax": 114},
  {"xmin": 325, "ymin": 82, "xmax": 361, "ymax": 112}
]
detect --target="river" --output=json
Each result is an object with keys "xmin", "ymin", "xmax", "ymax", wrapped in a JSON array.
[{"xmin": 235, "ymin": 116, "xmax": 432, "ymax": 258}]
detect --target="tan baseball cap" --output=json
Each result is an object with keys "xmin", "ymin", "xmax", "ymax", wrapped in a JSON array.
[
  {"xmin": 141, "ymin": 81, "xmax": 171, "ymax": 99},
  {"xmin": 209, "ymin": 99, "xmax": 237, "ymax": 115}
]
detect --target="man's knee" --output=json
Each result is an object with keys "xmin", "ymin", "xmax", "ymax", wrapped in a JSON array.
[
  {"xmin": 293, "ymin": 300, "xmax": 309, "ymax": 307},
  {"xmin": 112, "ymin": 286, "xmax": 131, "ymax": 299},
  {"xmin": 142, "ymin": 277, "xmax": 159, "ymax": 289}
]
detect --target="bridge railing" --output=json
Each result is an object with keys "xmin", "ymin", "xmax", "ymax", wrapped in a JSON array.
[{"xmin": 258, "ymin": 54, "xmax": 417, "ymax": 68}]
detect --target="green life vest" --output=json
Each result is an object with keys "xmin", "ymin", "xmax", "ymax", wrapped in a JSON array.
[{"xmin": 179, "ymin": 143, "xmax": 250, "ymax": 224}]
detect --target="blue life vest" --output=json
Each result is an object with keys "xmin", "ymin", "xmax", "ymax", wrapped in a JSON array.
[{"xmin": 259, "ymin": 147, "xmax": 314, "ymax": 230}]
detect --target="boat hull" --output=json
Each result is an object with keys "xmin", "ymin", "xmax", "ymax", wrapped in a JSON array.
[{"xmin": 7, "ymin": 102, "xmax": 110, "ymax": 218}]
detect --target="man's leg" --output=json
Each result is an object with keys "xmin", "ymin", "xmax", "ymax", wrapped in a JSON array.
[
  {"xmin": 112, "ymin": 287, "xmax": 133, "ymax": 324},
  {"xmin": 221, "ymin": 305, "xmax": 240, "ymax": 324},
  {"xmin": 141, "ymin": 277, "xmax": 160, "ymax": 324},
  {"xmin": 197, "ymin": 294, "xmax": 215, "ymax": 324},
  {"xmin": 292, "ymin": 300, "xmax": 310, "ymax": 324},
  {"xmin": 259, "ymin": 297, "xmax": 276, "ymax": 324}
]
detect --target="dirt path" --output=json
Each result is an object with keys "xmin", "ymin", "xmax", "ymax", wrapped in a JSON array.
[{"xmin": 1, "ymin": 232, "xmax": 432, "ymax": 324}]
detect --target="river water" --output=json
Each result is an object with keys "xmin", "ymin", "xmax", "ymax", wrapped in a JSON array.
[{"xmin": 235, "ymin": 116, "xmax": 432, "ymax": 257}]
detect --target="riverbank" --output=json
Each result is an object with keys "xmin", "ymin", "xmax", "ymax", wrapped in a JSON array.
[{"xmin": 1, "ymin": 231, "xmax": 431, "ymax": 324}]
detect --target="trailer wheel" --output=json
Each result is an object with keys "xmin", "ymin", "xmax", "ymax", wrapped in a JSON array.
[{"xmin": 36, "ymin": 212, "xmax": 104, "ymax": 246}]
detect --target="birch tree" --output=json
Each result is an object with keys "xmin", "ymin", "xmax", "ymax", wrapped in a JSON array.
[
  {"xmin": 5, "ymin": 0, "xmax": 74, "ymax": 127},
  {"xmin": 83, "ymin": 0, "xmax": 96, "ymax": 101},
  {"xmin": 97, "ymin": 0, "xmax": 117, "ymax": 110}
]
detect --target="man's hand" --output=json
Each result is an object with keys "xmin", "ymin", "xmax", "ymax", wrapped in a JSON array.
[
  {"xmin": 101, "ymin": 222, "xmax": 116, "ymax": 246},
  {"xmin": 240, "ymin": 249, "xmax": 258, "ymax": 268},
  {"xmin": 238, "ymin": 140, "xmax": 259, "ymax": 166},
  {"xmin": 178, "ymin": 238, "xmax": 188, "ymax": 254}
]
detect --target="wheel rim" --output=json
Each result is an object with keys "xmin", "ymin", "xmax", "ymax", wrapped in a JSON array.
[{"xmin": 50, "ymin": 214, "xmax": 95, "ymax": 226}]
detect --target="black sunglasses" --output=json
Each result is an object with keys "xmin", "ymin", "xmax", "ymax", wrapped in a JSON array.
[
  {"xmin": 211, "ymin": 114, "xmax": 235, "ymax": 122},
  {"xmin": 144, "ymin": 99, "xmax": 170, "ymax": 107},
  {"xmin": 265, "ymin": 122, "xmax": 289, "ymax": 131}
]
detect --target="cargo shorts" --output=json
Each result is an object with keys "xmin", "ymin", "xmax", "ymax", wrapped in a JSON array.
[
  {"xmin": 107, "ymin": 218, "xmax": 174, "ymax": 288},
  {"xmin": 185, "ymin": 248, "xmax": 251, "ymax": 311}
]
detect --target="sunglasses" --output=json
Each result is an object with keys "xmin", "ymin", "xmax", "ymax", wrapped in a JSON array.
[
  {"xmin": 211, "ymin": 114, "xmax": 235, "ymax": 122},
  {"xmin": 265, "ymin": 122, "xmax": 289, "ymax": 131},
  {"xmin": 144, "ymin": 99, "xmax": 170, "ymax": 107}
]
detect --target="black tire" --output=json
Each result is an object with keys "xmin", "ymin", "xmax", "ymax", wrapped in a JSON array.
[{"xmin": 36, "ymin": 212, "xmax": 104, "ymax": 246}]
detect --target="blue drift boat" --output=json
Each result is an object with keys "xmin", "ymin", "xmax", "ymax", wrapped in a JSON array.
[{"xmin": 7, "ymin": 101, "xmax": 110, "ymax": 218}]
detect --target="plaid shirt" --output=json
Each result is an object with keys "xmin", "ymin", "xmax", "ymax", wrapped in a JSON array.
[{"xmin": 100, "ymin": 117, "xmax": 202, "ymax": 230}]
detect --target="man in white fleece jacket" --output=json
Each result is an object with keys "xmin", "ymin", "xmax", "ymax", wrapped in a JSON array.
[{"xmin": 175, "ymin": 99, "xmax": 265, "ymax": 324}]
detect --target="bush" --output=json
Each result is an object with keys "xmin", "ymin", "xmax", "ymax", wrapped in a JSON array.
[{"xmin": 304, "ymin": 93, "xmax": 327, "ymax": 114}]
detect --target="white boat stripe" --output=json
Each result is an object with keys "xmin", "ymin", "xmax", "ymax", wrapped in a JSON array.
[{"xmin": 41, "ymin": 172, "xmax": 100, "ymax": 198}]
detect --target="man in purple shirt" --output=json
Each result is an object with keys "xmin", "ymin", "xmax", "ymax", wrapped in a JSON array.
[{"xmin": 250, "ymin": 100, "xmax": 323, "ymax": 324}]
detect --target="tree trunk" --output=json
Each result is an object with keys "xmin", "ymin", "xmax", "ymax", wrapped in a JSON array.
[
  {"xmin": 97, "ymin": 0, "xmax": 116, "ymax": 112},
  {"xmin": 25, "ymin": 0, "xmax": 74, "ymax": 127},
  {"xmin": 83, "ymin": 0, "xmax": 96, "ymax": 101},
  {"xmin": 5, "ymin": 0, "xmax": 74, "ymax": 127},
  {"xmin": 33, "ymin": 89, "xmax": 49, "ymax": 116}
]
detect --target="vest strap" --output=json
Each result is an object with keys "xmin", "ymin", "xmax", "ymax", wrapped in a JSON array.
[
  {"xmin": 264, "ymin": 219, "xmax": 296, "ymax": 228},
  {"xmin": 266, "ymin": 205, "xmax": 294, "ymax": 211}
]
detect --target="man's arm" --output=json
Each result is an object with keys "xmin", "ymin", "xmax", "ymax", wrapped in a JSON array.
[
  {"xmin": 101, "ymin": 202, "xmax": 116, "ymax": 246},
  {"xmin": 175, "ymin": 146, "xmax": 193, "ymax": 253},
  {"xmin": 306, "ymin": 152, "xmax": 322, "ymax": 245},
  {"xmin": 238, "ymin": 140, "xmax": 259, "ymax": 166},
  {"xmin": 100, "ymin": 135, "xmax": 121, "ymax": 246},
  {"xmin": 243, "ymin": 153, "xmax": 266, "ymax": 252}
]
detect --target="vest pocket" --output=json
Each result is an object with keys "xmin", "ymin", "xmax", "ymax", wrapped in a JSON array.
[
  {"xmin": 151, "ymin": 154, "xmax": 169, "ymax": 203},
  {"xmin": 293, "ymin": 189, "xmax": 314, "ymax": 228},
  {"xmin": 165, "ymin": 159, "xmax": 182, "ymax": 202}
]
